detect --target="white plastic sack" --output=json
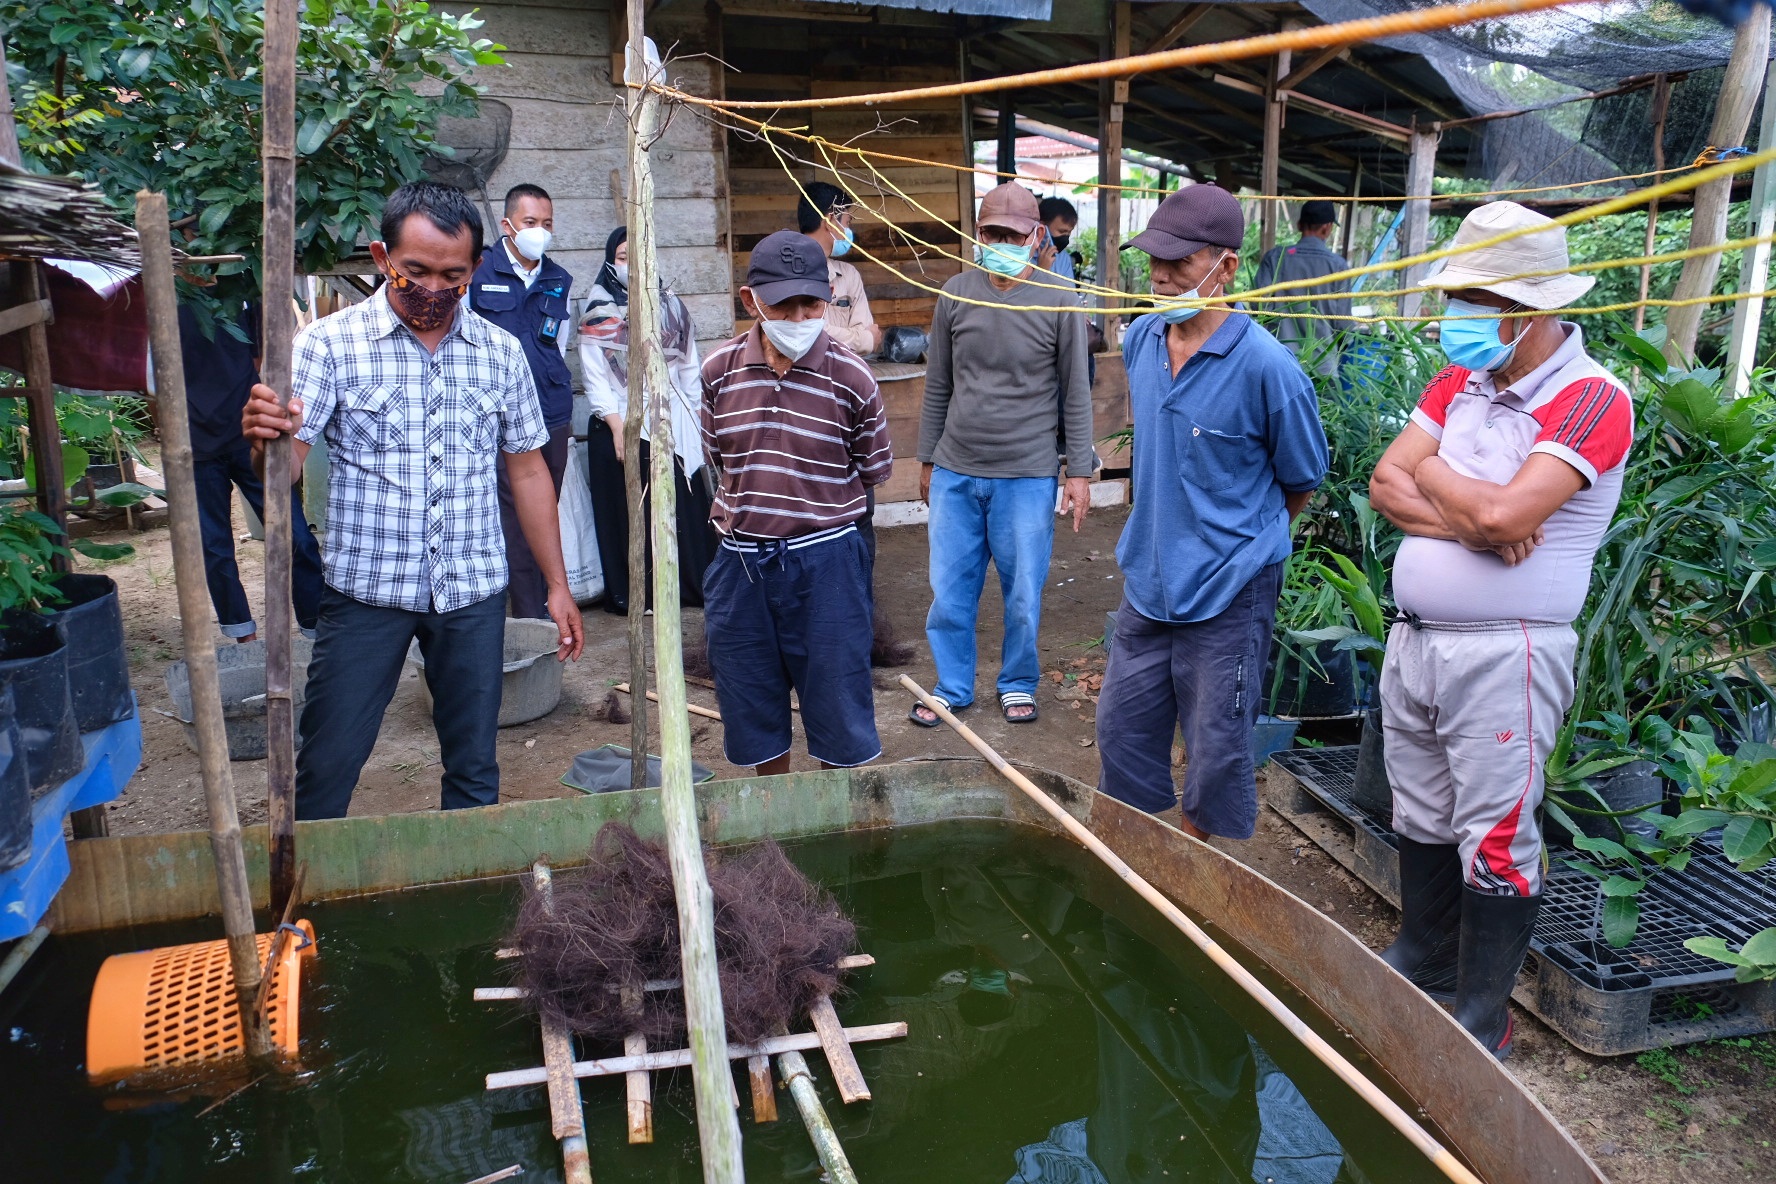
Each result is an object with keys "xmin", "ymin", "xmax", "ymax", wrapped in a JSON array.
[{"xmin": 560, "ymin": 439, "xmax": 604, "ymax": 604}]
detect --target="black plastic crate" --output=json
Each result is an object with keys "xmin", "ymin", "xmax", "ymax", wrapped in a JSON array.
[{"xmin": 1270, "ymin": 746, "xmax": 1776, "ymax": 1055}]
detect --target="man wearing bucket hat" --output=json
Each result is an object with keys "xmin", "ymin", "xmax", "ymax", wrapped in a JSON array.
[
  {"xmin": 1095, "ymin": 184, "xmax": 1329, "ymax": 842},
  {"xmin": 1369, "ymin": 201, "xmax": 1633, "ymax": 1059},
  {"xmin": 911, "ymin": 182, "xmax": 1093, "ymax": 728},
  {"xmin": 699, "ymin": 230, "xmax": 892, "ymax": 776}
]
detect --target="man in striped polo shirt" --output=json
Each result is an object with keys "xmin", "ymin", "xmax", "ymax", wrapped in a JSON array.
[
  {"xmin": 1369, "ymin": 202, "xmax": 1633, "ymax": 1059},
  {"xmin": 700, "ymin": 230, "xmax": 893, "ymax": 775}
]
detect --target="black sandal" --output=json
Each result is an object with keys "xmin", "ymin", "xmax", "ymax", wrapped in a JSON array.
[
  {"xmin": 1000, "ymin": 692, "xmax": 1038, "ymax": 723},
  {"xmin": 908, "ymin": 695, "xmax": 953, "ymax": 728}
]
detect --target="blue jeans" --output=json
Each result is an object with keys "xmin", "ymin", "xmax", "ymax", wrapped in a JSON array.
[
  {"xmin": 924, "ymin": 466, "xmax": 1057, "ymax": 708},
  {"xmin": 295, "ymin": 586, "xmax": 505, "ymax": 819},
  {"xmin": 194, "ymin": 444, "xmax": 324, "ymax": 637}
]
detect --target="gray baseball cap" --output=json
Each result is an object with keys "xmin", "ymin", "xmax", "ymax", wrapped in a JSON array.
[
  {"xmin": 1125, "ymin": 184, "xmax": 1245, "ymax": 260},
  {"xmin": 747, "ymin": 230, "xmax": 831, "ymax": 305}
]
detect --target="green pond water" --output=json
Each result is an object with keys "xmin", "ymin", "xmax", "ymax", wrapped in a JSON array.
[{"xmin": 1, "ymin": 821, "xmax": 1443, "ymax": 1182}]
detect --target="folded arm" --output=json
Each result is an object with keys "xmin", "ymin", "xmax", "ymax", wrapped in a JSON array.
[
  {"xmin": 1369, "ymin": 422, "xmax": 1457, "ymax": 540},
  {"xmin": 1414, "ymin": 451, "xmax": 1585, "ymax": 549}
]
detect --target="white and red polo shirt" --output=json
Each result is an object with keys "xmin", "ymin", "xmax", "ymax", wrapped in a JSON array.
[{"xmin": 1392, "ymin": 323, "xmax": 1633, "ymax": 624}]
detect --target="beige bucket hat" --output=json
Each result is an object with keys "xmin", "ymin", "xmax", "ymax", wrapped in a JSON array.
[{"xmin": 1422, "ymin": 200, "xmax": 1596, "ymax": 310}]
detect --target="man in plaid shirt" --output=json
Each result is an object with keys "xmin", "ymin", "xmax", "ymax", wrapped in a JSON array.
[{"xmin": 243, "ymin": 182, "xmax": 583, "ymax": 819}]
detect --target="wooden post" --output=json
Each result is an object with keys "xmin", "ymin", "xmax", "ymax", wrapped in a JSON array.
[
  {"xmin": 1399, "ymin": 126, "xmax": 1440, "ymax": 321},
  {"xmin": 958, "ymin": 40, "xmax": 976, "ymax": 242},
  {"xmin": 138, "ymin": 190, "xmax": 271, "ymax": 1060},
  {"xmin": 623, "ymin": 226, "xmax": 649, "ymax": 788},
  {"xmin": 1633, "ymin": 74, "xmax": 1671, "ymax": 333},
  {"xmin": 625, "ymin": 11, "xmax": 746, "ymax": 1181},
  {"xmin": 1725, "ymin": 58, "xmax": 1776, "ymax": 396},
  {"xmin": 1666, "ymin": 6, "xmax": 1771, "ymax": 365},
  {"xmin": 260, "ymin": 0, "xmax": 299, "ymax": 920},
  {"xmin": 1341, "ymin": 164, "xmax": 1361, "ymax": 260},
  {"xmin": 1260, "ymin": 46, "xmax": 1291, "ymax": 256},
  {"xmin": 996, "ymin": 93, "xmax": 1017, "ymax": 181},
  {"xmin": 1096, "ymin": 2, "xmax": 1131, "ymax": 342},
  {"xmin": 0, "ymin": 41, "xmax": 20, "ymax": 167}
]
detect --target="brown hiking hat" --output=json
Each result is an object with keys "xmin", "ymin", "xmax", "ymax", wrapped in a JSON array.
[
  {"xmin": 977, "ymin": 183, "xmax": 1041, "ymax": 236},
  {"xmin": 1125, "ymin": 183, "xmax": 1245, "ymax": 260}
]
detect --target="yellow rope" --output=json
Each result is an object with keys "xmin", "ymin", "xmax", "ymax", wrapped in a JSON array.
[
  {"xmin": 716, "ymin": 95, "xmax": 1700, "ymax": 204},
  {"xmin": 748, "ymin": 111, "xmax": 1776, "ymax": 318}
]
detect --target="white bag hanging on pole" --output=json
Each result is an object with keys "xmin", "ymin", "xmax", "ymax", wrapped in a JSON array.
[{"xmin": 559, "ymin": 438, "xmax": 604, "ymax": 603}]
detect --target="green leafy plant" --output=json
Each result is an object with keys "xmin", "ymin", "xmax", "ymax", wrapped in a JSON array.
[
  {"xmin": 0, "ymin": 498, "xmax": 137, "ymax": 616},
  {"xmin": 1685, "ymin": 927, "xmax": 1776, "ymax": 983},
  {"xmin": 2, "ymin": 0, "xmax": 503, "ymax": 330},
  {"xmin": 1557, "ymin": 724, "xmax": 1776, "ymax": 946}
]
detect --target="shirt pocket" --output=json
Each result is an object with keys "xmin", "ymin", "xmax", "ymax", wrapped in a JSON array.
[
  {"xmin": 473, "ymin": 284, "xmax": 519, "ymax": 315},
  {"xmin": 459, "ymin": 386, "xmax": 506, "ymax": 454},
  {"xmin": 336, "ymin": 384, "xmax": 403, "ymax": 453},
  {"xmin": 1176, "ymin": 420, "xmax": 1244, "ymax": 492}
]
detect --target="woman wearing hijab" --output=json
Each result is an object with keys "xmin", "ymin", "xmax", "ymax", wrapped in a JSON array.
[{"xmin": 579, "ymin": 226, "xmax": 717, "ymax": 613}]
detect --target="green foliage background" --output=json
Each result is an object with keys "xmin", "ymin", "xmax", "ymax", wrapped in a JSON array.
[{"xmin": 1, "ymin": 0, "xmax": 502, "ymax": 329}]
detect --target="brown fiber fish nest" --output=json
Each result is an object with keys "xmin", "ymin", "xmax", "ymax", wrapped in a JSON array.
[{"xmin": 511, "ymin": 823, "xmax": 857, "ymax": 1047}]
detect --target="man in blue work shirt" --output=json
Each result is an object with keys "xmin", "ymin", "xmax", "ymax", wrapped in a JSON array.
[
  {"xmin": 471, "ymin": 183, "xmax": 575, "ymax": 619},
  {"xmin": 1096, "ymin": 185, "xmax": 1329, "ymax": 841}
]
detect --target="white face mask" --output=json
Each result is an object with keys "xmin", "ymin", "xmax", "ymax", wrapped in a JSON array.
[
  {"xmin": 758, "ymin": 310, "xmax": 824, "ymax": 361},
  {"xmin": 508, "ymin": 224, "xmax": 551, "ymax": 261},
  {"xmin": 613, "ymin": 262, "xmax": 629, "ymax": 286}
]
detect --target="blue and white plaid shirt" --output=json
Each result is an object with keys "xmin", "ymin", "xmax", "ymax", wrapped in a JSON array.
[{"xmin": 293, "ymin": 287, "xmax": 548, "ymax": 612}]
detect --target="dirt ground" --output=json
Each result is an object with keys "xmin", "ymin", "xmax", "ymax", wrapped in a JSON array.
[{"xmin": 77, "ymin": 499, "xmax": 1776, "ymax": 1182}]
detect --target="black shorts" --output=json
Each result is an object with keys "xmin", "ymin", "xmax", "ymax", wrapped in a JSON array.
[{"xmin": 702, "ymin": 526, "xmax": 880, "ymax": 768}]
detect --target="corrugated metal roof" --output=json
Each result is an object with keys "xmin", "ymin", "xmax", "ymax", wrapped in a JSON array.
[{"xmin": 807, "ymin": 0, "xmax": 1052, "ymax": 18}]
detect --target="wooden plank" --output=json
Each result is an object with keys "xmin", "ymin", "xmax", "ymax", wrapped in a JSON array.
[
  {"xmin": 0, "ymin": 297, "xmax": 50, "ymax": 337},
  {"xmin": 620, "ymin": 984, "xmax": 652, "ymax": 1143},
  {"xmin": 748, "ymin": 1055, "xmax": 779, "ymax": 1122},
  {"xmin": 487, "ymin": 1022, "xmax": 910, "ymax": 1090},
  {"xmin": 1144, "ymin": 3, "xmax": 1212, "ymax": 54},
  {"xmin": 808, "ymin": 994, "xmax": 869, "ymax": 1103}
]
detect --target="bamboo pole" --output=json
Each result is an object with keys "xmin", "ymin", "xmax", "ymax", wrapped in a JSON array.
[
  {"xmin": 1260, "ymin": 46, "xmax": 1290, "ymax": 256},
  {"xmin": 624, "ymin": 13, "xmax": 746, "ymax": 1181},
  {"xmin": 776, "ymin": 1048, "xmax": 859, "ymax": 1184},
  {"xmin": 1632, "ymin": 74, "xmax": 1670, "ymax": 334},
  {"xmin": 898, "ymin": 674, "xmax": 1485, "ymax": 1184},
  {"xmin": 1665, "ymin": 6, "xmax": 1771, "ymax": 365},
  {"xmin": 138, "ymin": 190, "xmax": 272, "ymax": 1060},
  {"xmin": 622, "ymin": 48, "xmax": 650, "ymax": 791},
  {"xmin": 260, "ymin": 0, "xmax": 299, "ymax": 920},
  {"xmin": 486, "ymin": 1023, "xmax": 907, "ymax": 1090},
  {"xmin": 1724, "ymin": 57, "xmax": 1776, "ymax": 396},
  {"xmin": 532, "ymin": 863, "xmax": 593, "ymax": 1184}
]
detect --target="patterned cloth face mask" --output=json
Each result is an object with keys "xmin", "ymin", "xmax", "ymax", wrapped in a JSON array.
[{"xmin": 387, "ymin": 267, "xmax": 469, "ymax": 332}]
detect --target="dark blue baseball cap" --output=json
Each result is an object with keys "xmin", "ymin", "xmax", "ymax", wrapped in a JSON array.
[{"xmin": 747, "ymin": 230, "xmax": 831, "ymax": 305}]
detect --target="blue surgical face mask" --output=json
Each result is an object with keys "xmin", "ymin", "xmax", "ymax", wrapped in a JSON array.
[
  {"xmin": 831, "ymin": 226, "xmax": 854, "ymax": 258},
  {"xmin": 1438, "ymin": 297, "xmax": 1521, "ymax": 372},
  {"xmin": 976, "ymin": 241, "xmax": 1033, "ymax": 277},
  {"xmin": 1152, "ymin": 251, "xmax": 1228, "ymax": 323}
]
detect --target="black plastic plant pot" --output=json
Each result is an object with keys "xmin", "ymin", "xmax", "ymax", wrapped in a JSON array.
[
  {"xmin": 0, "ymin": 610, "xmax": 84, "ymax": 796},
  {"xmin": 1548, "ymin": 761, "xmax": 1667, "ymax": 848},
  {"xmin": 1351, "ymin": 707, "xmax": 1392, "ymax": 820},
  {"xmin": 0, "ymin": 685, "xmax": 30, "ymax": 874},
  {"xmin": 1266, "ymin": 641, "xmax": 1357, "ymax": 718},
  {"xmin": 45, "ymin": 573, "xmax": 133, "ymax": 732}
]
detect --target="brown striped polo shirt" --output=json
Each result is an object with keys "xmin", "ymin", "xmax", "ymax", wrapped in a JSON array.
[{"xmin": 700, "ymin": 326, "xmax": 892, "ymax": 539}]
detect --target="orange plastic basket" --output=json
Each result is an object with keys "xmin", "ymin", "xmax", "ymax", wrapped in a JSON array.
[{"xmin": 86, "ymin": 920, "xmax": 317, "ymax": 1083}]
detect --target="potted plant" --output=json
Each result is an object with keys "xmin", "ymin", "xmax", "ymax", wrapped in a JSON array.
[
  {"xmin": 0, "ymin": 494, "xmax": 141, "ymax": 791},
  {"xmin": 1268, "ymin": 547, "xmax": 1359, "ymax": 719},
  {"xmin": 0, "ymin": 685, "xmax": 29, "ymax": 873}
]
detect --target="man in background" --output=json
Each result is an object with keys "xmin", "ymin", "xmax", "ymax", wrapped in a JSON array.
[
  {"xmin": 1252, "ymin": 199, "xmax": 1352, "ymax": 379},
  {"xmin": 799, "ymin": 181, "xmax": 880, "ymax": 357},
  {"xmin": 912, "ymin": 183, "xmax": 1093, "ymax": 728},
  {"xmin": 179, "ymin": 298, "xmax": 323, "ymax": 643},
  {"xmin": 1096, "ymin": 184, "xmax": 1328, "ymax": 842},
  {"xmin": 700, "ymin": 230, "xmax": 891, "ymax": 776},
  {"xmin": 471, "ymin": 182, "xmax": 575, "ymax": 619},
  {"xmin": 1036, "ymin": 196, "xmax": 1078, "ymax": 284}
]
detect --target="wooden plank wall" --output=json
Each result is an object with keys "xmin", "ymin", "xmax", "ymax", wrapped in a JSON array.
[
  {"xmin": 723, "ymin": 17, "xmax": 971, "ymax": 334},
  {"xmin": 459, "ymin": 0, "xmax": 734, "ymax": 348}
]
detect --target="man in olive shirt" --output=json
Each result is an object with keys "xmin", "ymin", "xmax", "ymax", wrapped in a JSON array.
[{"xmin": 912, "ymin": 183, "xmax": 1092, "ymax": 727}]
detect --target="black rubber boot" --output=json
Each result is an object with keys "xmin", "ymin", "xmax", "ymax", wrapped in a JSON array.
[
  {"xmin": 1452, "ymin": 886, "xmax": 1541, "ymax": 1060},
  {"xmin": 1379, "ymin": 839, "xmax": 1462, "ymax": 1001}
]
